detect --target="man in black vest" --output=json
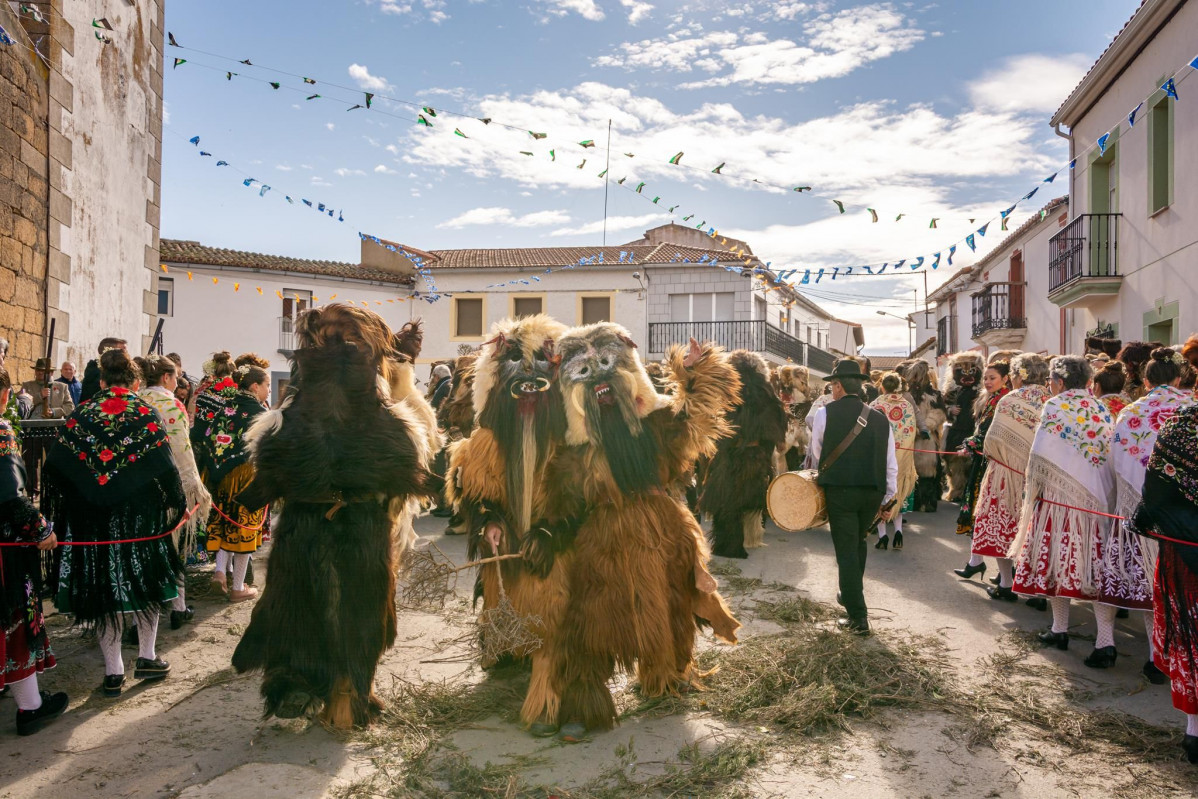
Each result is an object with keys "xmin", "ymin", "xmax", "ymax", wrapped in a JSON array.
[{"xmin": 809, "ymin": 359, "xmax": 897, "ymax": 635}]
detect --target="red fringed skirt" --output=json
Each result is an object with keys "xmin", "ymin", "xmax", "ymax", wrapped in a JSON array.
[{"xmin": 1153, "ymin": 545, "xmax": 1198, "ymax": 714}]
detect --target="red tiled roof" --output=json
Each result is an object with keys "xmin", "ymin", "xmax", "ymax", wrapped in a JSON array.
[
  {"xmin": 160, "ymin": 240, "xmax": 416, "ymax": 285},
  {"xmin": 422, "ymin": 242, "xmax": 755, "ymax": 269}
]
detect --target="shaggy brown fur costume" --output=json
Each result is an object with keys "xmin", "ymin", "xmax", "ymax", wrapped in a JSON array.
[
  {"xmin": 444, "ymin": 314, "xmax": 575, "ymax": 730},
  {"xmin": 547, "ymin": 324, "xmax": 741, "ymax": 733},
  {"xmin": 898, "ymin": 359, "xmax": 946, "ymax": 512},
  {"xmin": 770, "ymin": 364, "xmax": 815, "ymax": 473},
  {"xmin": 701, "ymin": 351, "xmax": 787, "ymax": 558},
  {"xmin": 232, "ymin": 305, "xmax": 435, "ymax": 728},
  {"xmin": 439, "ymin": 355, "xmax": 478, "ymax": 438},
  {"xmin": 942, "ymin": 352, "xmax": 984, "ymax": 502}
]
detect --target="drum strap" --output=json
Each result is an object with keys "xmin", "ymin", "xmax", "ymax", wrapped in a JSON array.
[{"xmin": 819, "ymin": 406, "xmax": 870, "ymax": 473}]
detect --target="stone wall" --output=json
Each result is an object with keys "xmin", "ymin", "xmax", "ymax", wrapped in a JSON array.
[{"xmin": 0, "ymin": 3, "xmax": 50, "ymax": 383}]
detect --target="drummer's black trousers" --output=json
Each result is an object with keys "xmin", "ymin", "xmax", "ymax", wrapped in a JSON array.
[{"xmin": 825, "ymin": 485, "xmax": 884, "ymax": 621}]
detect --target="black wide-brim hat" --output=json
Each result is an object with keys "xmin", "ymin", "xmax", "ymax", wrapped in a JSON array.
[{"xmin": 827, "ymin": 359, "xmax": 867, "ymax": 382}]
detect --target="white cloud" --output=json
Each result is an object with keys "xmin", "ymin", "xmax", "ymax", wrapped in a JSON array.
[
  {"xmin": 326, "ymin": 123, "xmax": 336, "ymax": 131},
  {"xmin": 969, "ymin": 53, "xmax": 1092, "ymax": 114},
  {"xmin": 386, "ymin": 144, "xmax": 401, "ymax": 155},
  {"xmin": 374, "ymin": 164, "xmax": 399, "ymax": 174},
  {"xmin": 334, "ymin": 167, "xmax": 366, "ymax": 177},
  {"xmin": 548, "ymin": 212, "xmax": 668, "ymax": 237},
  {"xmin": 539, "ymin": 0, "xmax": 605, "ymax": 21},
  {"xmin": 300, "ymin": 164, "xmax": 314, "ymax": 170},
  {"xmin": 275, "ymin": 164, "xmax": 293, "ymax": 171},
  {"xmin": 595, "ymin": 3, "xmax": 923, "ymax": 88},
  {"xmin": 311, "ymin": 176, "xmax": 332, "ymax": 187},
  {"xmin": 437, "ymin": 206, "xmax": 572, "ymax": 229},
  {"xmin": 620, "ymin": 0, "xmax": 653, "ymax": 25},
  {"xmin": 774, "ymin": 2, "xmax": 819, "ymax": 20},
  {"xmin": 378, "ymin": 1, "xmax": 413, "ymax": 13},
  {"xmin": 348, "ymin": 63, "xmax": 392, "ymax": 92}
]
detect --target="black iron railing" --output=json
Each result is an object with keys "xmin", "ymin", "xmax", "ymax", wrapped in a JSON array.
[
  {"xmin": 936, "ymin": 316, "xmax": 953, "ymax": 357},
  {"xmin": 648, "ymin": 320, "xmax": 835, "ymax": 370},
  {"xmin": 971, "ymin": 283, "xmax": 1026, "ymax": 339},
  {"xmin": 1049, "ymin": 213, "xmax": 1120, "ymax": 292},
  {"xmin": 278, "ymin": 316, "xmax": 296, "ymax": 354}
]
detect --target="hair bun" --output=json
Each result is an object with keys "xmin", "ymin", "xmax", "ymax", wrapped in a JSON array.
[
  {"xmin": 1150, "ymin": 347, "xmax": 1174, "ymax": 362},
  {"xmin": 212, "ymin": 351, "xmax": 232, "ymax": 364}
]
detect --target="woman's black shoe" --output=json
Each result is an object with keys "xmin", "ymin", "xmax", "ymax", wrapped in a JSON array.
[
  {"xmin": 15, "ymin": 691, "xmax": 68, "ymax": 735},
  {"xmin": 953, "ymin": 562, "xmax": 987, "ymax": 580},
  {"xmin": 875, "ymin": 535, "xmax": 888, "ymax": 551},
  {"xmin": 1182, "ymin": 734, "xmax": 1198, "ymax": 764},
  {"xmin": 989, "ymin": 574, "xmax": 1002, "ymax": 586},
  {"xmin": 1083, "ymin": 645, "xmax": 1117, "ymax": 669},
  {"xmin": 1115, "ymin": 608, "xmax": 1130, "ymax": 619},
  {"xmin": 102, "ymin": 674, "xmax": 126, "ymax": 697},
  {"xmin": 134, "ymin": 658, "xmax": 171, "ymax": 681},
  {"xmin": 987, "ymin": 585, "xmax": 1018, "ymax": 602},
  {"xmin": 1026, "ymin": 597, "xmax": 1048, "ymax": 611},
  {"xmin": 170, "ymin": 606, "xmax": 195, "ymax": 630},
  {"xmin": 892, "ymin": 531, "xmax": 903, "ymax": 550},
  {"xmin": 1143, "ymin": 660, "xmax": 1168, "ymax": 685},
  {"xmin": 1038, "ymin": 630, "xmax": 1069, "ymax": 650}
]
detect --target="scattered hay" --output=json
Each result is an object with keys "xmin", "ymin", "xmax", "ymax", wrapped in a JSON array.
[
  {"xmin": 752, "ymin": 596, "xmax": 837, "ymax": 626},
  {"xmin": 568, "ymin": 737, "xmax": 771, "ymax": 799},
  {"xmin": 698, "ymin": 628, "xmax": 949, "ymax": 735},
  {"xmin": 707, "ymin": 561, "xmax": 744, "ymax": 577},
  {"xmin": 398, "ymin": 544, "xmax": 460, "ymax": 610}
]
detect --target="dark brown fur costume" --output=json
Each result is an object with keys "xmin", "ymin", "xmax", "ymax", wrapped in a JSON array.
[
  {"xmin": 942, "ymin": 352, "xmax": 984, "ymax": 502},
  {"xmin": 444, "ymin": 314, "xmax": 576, "ymax": 728},
  {"xmin": 547, "ymin": 324, "xmax": 741, "ymax": 733},
  {"xmin": 232, "ymin": 305, "xmax": 434, "ymax": 729},
  {"xmin": 770, "ymin": 364, "xmax": 814, "ymax": 473},
  {"xmin": 701, "ymin": 351, "xmax": 787, "ymax": 558},
  {"xmin": 898, "ymin": 359, "xmax": 946, "ymax": 512},
  {"xmin": 439, "ymin": 355, "xmax": 478, "ymax": 438}
]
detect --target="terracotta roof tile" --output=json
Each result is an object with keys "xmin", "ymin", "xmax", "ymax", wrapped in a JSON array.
[
  {"xmin": 159, "ymin": 239, "xmax": 415, "ymax": 285},
  {"xmin": 424, "ymin": 242, "xmax": 752, "ymax": 269}
]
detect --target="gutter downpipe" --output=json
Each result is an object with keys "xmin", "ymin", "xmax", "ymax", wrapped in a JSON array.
[{"xmin": 1053, "ymin": 121, "xmax": 1073, "ymax": 353}]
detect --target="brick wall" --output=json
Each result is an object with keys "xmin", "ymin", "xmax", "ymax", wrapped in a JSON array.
[{"xmin": 0, "ymin": 4, "xmax": 50, "ymax": 383}]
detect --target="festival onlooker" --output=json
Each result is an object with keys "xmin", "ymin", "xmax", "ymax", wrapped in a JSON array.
[
  {"xmin": 0, "ymin": 339, "xmax": 31, "ymax": 425},
  {"xmin": 20, "ymin": 358, "xmax": 74, "ymax": 497},
  {"xmin": 79, "ymin": 338, "xmax": 128, "ymax": 404},
  {"xmin": 166, "ymin": 353, "xmax": 197, "ymax": 387},
  {"xmin": 870, "ymin": 372, "xmax": 917, "ymax": 551},
  {"xmin": 0, "ymin": 366, "xmax": 68, "ymax": 735},
  {"xmin": 1095, "ymin": 348, "xmax": 1192, "ymax": 674},
  {"xmin": 56, "ymin": 361, "xmax": 81, "ymax": 406},
  {"xmin": 953, "ymin": 361, "xmax": 1011, "ymax": 540},
  {"xmin": 174, "ymin": 378, "xmax": 194, "ymax": 424},
  {"xmin": 430, "ymin": 363, "xmax": 453, "ymax": 413},
  {"xmin": 195, "ymin": 364, "xmax": 269, "ymax": 602},
  {"xmin": 137, "ymin": 354, "xmax": 212, "ymax": 628},
  {"xmin": 43, "ymin": 348, "xmax": 184, "ymax": 697},
  {"xmin": 1093, "ymin": 359, "xmax": 1130, "ymax": 417},
  {"xmin": 1011, "ymin": 356, "xmax": 1115, "ymax": 655}
]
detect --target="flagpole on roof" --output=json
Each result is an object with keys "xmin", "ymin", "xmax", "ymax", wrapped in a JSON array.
[{"xmin": 603, "ymin": 119, "xmax": 612, "ymax": 247}]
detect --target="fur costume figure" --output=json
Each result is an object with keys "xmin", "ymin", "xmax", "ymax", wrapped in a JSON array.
[
  {"xmin": 443, "ymin": 314, "xmax": 576, "ymax": 733},
  {"xmin": 1086, "ymin": 336, "xmax": 1122, "ymax": 358},
  {"xmin": 770, "ymin": 364, "xmax": 815, "ymax": 473},
  {"xmin": 942, "ymin": 352, "xmax": 984, "ymax": 502},
  {"xmin": 547, "ymin": 324, "xmax": 741, "ymax": 736},
  {"xmin": 232, "ymin": 305, "xmax": 435, "ymax": 729},
  {"xmin": 701, "ymin": 351, "xmax": 788, "ymax": 558},
  {"xmin": 439, "ymin": 355, "xmax": 478, "ymax": 440},
  {"xmin": 899, "ymin": 359, "xmax": 947, "ymax": 512}
]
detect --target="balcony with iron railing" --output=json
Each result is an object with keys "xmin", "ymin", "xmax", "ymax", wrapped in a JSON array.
[
  {"xmin": 647, "ymin": 320, "xmax": 838, "ymax": 374},
  {"xmin": 971, "ymin": 282, "xmax": 1027, "ymax": 347},
  {"xmin": 1048, "ymin": 213, "xmax": 1123, "ymax": 306}
]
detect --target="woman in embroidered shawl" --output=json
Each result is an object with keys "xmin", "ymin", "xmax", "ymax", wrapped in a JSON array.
[
  {"xmin": 42, "ymin": 349, "xmax": 186, "ymax": 698},
  {"xmin": 870, "ymin": 372, "xmax": 917, "ymax": 551},
  {"xmin": 195, "ymin": 364, "xmax": 269, "ymax": 602},
  {"xmin": 137, "ymin": 354, "xmax": 212, "ymax": 628},
  {"xmin": 0, "ymin": 367, "xmax": 68, "ymax": 734},
  {"xmin": 1093, "ymin": 359, "xmax": 1131, "ymax": 418},
  {"xmin": 1011, "ymin": 355, "xmax": 1116, "ymax": 654},
  {"xmin": 1092, "ymin": 348, "xmax": 1194, "ymax": 676},
  {"xmin": 956, "ymin": 354, "xmax": 1051, "ymax": 602},
  {"xmin": 953, "ymin": 361, "xmax": 1011, "ymax": 540}
]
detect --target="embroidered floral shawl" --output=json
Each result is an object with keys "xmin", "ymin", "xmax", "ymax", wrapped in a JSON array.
[
  {"xmin": 1113, "ymin": 386, "xmax": 1193, "ymax": 496},
  {"xmin": 981, "ymin": 383, "xmax": 1050, "ymax": 518},
  {"xmin": 1100, "ymin": 393, "xmax": 1129, "ymax": 418},
  {"xmin": 193, "ymin": 383, "xmax": 266, "ymax": 485},
  {"xmin": 1010, "ymin": 388, "xmax": 1116, "ymax": 592},
  {"xmin": 870, "ymin": 393, "xmax": 917, "ymax": 519}
]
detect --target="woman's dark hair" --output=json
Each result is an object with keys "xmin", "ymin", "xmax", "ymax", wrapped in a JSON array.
[
  {"xmin": 97, "ymin": 337, "xmax": 127, "ymax": 355},
  {"xmin": 135, "ymin": 354, "xmax": 177, "ymax": 387},
  {"xmin": 235, "ymin": 352, "xmax": 270, "ymax": 369},
  {"xmin": 986, "ymin": 361, "xmax": 1011, "ymax": 379},
  {"xmin": 1117, "ymin": 341, "xmax": 1160, "ymax": 393},
  {"xmin": 0, "ymin": 366, "xmax": 10, "ymax": 392},
  {"xmin": 1093, "ymin": 360, "xmax": 1126, "ymax": 396},
  {"xmin": 1050, "ymin": 355, "xmax": 1092, "ymax": 391},
  {"xmin": 236, "ymin": 365, "xmax": 269, "ymax": 391},
  {"xmin": 209, "ymin": 351, "xmax": 234, "ymax": 379},
  {"xmin": 880, "ymin": 371, "xmax": 904, "ymax": 394},
  {"xmin": 100, "ymin": 348, "xmax": 140, "ymax": 388},
  {"xmin": 174, "ymin": 378, "xmax": 193, "ymax": 402},
  {"xmin": 1143, "ymin": 347, "xmax": 1182, "ymax": 387}
]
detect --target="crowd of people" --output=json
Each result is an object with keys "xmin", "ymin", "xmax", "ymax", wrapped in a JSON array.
[{"xmin": 2, "ymin": 320, "xmax": 1198, "ymax": 765}]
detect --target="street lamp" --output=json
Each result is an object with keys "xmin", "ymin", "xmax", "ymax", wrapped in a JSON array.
[{"xmin": 876, "ymin": 310, "xmax": 915, "ymax": 357}]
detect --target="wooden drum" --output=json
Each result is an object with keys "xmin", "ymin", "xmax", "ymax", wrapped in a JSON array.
[{"xmin": 767, "ymin": 469, "xmax": 827, "ymax": 532}]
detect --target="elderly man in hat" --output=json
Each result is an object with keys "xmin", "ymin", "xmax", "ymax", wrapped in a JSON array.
[
  {"xmin": 807, "ymin": 358, "xmax": 897, "ymax": 635},
  {"xmin": 21, "ymin": 358, "xmax": 74, "ymax": 496}
]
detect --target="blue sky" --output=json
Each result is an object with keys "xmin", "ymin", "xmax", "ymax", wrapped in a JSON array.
[{"xmin": 160, "ymin": 0, "xmax": 1145, "ymax": 352}]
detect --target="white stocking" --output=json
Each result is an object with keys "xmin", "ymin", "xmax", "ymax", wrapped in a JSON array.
[
  {"xmin": 98, "ymin": 622, "xmax": 126, "ymax": 676},
  {"xmin": 8, "ymin": 675, "xmax": 42, "ymax": 711},
  {"xmin": 232, "ymin": 552, "xmax": 251, "ymax": 592},
  {"xmin": 1144, "ymin": 612, "xmax": 1155, "ymax": 660},
  {"xmin": 1187, "ymin": 714, "xmax": 1198, "ymax": 737},
  {"xmin": 1093, "ymin": 603, "xmax": 1117, "ymax": 649},
  {"xmin": 136, "ymin": 610, "xmax": 159, "ymax": 661},
  {"xmin": 997, "ymin": 557, "xmax": 1014, "ymax": 588},
  {"xmin": 968, "ymin": 553, "xmax": 984, "ymax": 568},
  {"xmin": 171, "ymin": 580, "xmax": 188, "ymax": 612},
  {"xmin": 1050, "ymin": 597, "xmax": 1071, "ymax": 634},
  {"xmin": 876, "ymin": 521, "xmax": 888, "ymax": 538},
  {"xmin": 213, "ymin": 549, "xmax": 230, "ymax": 574},
  {"xmin": 893, "ymin": 514, "xmax": 903, "ymax": 533}
]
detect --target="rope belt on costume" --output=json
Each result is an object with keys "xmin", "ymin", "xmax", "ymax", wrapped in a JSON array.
[
  {"xmin": 291, "ymin": 491, "xmax": 388, "ymax": 520},
  {"xmin": 0, "ymin": 503, "xmax": 200, "ymax": 548}
]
